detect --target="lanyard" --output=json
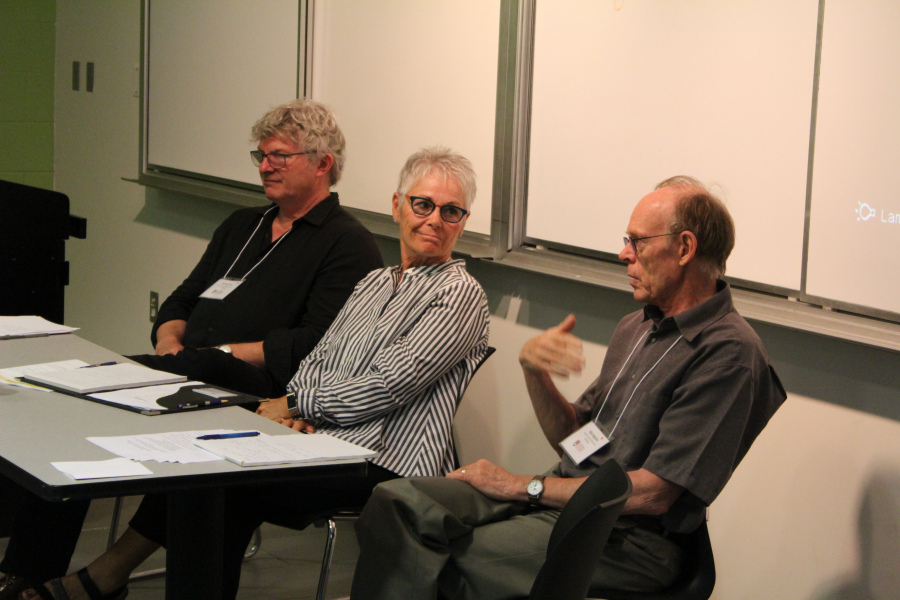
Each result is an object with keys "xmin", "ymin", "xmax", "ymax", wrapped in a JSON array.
[
  {"xmin": 222, "ymin": 206, "xmax": 293, "ymax": 282},
  {"xmin": 593, "ymin": 328, "xmax": 684, "ymax": 438}
]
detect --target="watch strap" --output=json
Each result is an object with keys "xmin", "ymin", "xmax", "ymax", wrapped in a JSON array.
[
  {"xmin": 285, "ymin": 392, "xmax": 299, "ymax": 416},
  {"xmin": 527, "ymin": 475, "xmax": 546, "ymax": 506}
]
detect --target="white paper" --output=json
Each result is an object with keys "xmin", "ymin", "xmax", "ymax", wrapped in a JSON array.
[
  {"xmin": 87, "ymin": 430, "xmax": 236, "ymax": 464},
  {"xmin": 89, "ymin": 381, "xmax": 204, "ymax": 411},
  {"xmin": 193, "ymin": 432, "xmax": 377, "ymax": 467},
  {"xmin": 51, "ymin": 457, "xmax": 153, "ymax": 480},
  {"xmin": 0, "ymin": 359, "xmax": 89, "ymax": 391},
  {"xmin": 25, "ymin": 363, "xmax": 187, "ymax": 394},
  {"xmin": 193, "ymin": 387, "xmax": 236, "ymax": 399},
  {"xmin": 0, "ymin": 316, "xmax": 78, "ymax": 338}
]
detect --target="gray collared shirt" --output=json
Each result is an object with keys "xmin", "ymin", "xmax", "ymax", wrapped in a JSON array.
[{"xmin": 560, "ymin": 281, "xmax": 785, "ymax": 528}]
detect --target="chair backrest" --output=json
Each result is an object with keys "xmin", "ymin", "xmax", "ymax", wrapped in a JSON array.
[
  {"xmin": 452, "ymin": 345, "xmax": 496, "ymax": 413},
  {"xmin": 529, "ymin": 459, "xmax": 633, "ymax": 600},
  {"xmin": 589, "ymin": 519, "xmax": 716, "ymax": 600},
  {"xmin": 451, "ymin": 346, "xmax": 495, "ymax": 469},
  {"xmin": 472, "ymin": 346, "xmax": 496, "ymax": 379}
]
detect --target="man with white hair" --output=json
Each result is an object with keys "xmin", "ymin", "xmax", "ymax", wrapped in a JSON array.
[
  {"xmin": 131, "ymin": 98, "xmax": 382, "ymax": 397},
  {"xmin": 350, "ymin": 176, "xmax": 786, "ymax": 599}
]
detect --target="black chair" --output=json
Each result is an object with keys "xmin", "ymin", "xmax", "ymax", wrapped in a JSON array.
[
  {"xmin": 589, "ymin": 519, "xmax": 716, "ymax": 600},
  {"xmin": 301, "ymin": 346, "xmax": 497, "ymax": 600},
  {"xmin": 529, "ymin": 459, "xmax": 632, "ymax": 600}
]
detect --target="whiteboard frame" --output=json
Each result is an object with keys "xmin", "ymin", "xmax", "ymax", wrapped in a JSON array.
[
  {"xmin": 135, "ymin": 0, "xmax": 900, "ymax": 351},
  {"xmin": 494, "ymin": 0, "xmax": 900, "ymax": 351}
]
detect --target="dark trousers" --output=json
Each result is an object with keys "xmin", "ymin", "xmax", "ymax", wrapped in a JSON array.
[
  {"xmin": 129, "ymin": 348, "xmax": 285, "ymax": 399},
  {"xmin": 0, "ymin": 475, "xmax": 89, "ymax": 582},
  {"xmin": 129, "ymin": 464, "xmax": 398, "ymax": 600}
]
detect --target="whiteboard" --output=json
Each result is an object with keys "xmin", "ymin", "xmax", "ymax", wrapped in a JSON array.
[
  {"xmin": 146, "ymin": 0, "xmax": 299, "ymax": 186},
  {"xmin": 526, "ymin": 0, "xmax": 819, "ymax": 290},
  {"xmin": 807, "ymin": 1, "xmax": 900, "ymax": 316},
  {"xmin": 310, "ymin": 0, "xmax": 500, "ymax": 235}
]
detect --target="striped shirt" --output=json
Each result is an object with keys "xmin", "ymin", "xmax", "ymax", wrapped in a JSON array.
[{"xmin": 288, "ymin": 259, "xmax": 490, "ymax": 477}]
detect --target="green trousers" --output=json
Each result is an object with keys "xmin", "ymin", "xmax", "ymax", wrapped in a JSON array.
[{"xmin": 351, "ymin": 474, "xmax": 683, "ymax": 600}]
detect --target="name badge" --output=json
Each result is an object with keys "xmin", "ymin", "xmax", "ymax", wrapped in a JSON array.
[
  {"xmin": 199, "ymin": 278, "xmax": 243, "ymax": 300},
  {"xmin": 559, "ymin": 421, "xmax": 610, "ymax": 465}
]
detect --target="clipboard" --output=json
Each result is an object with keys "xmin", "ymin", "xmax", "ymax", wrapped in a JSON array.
[{"xmin": 26, "ymin": 380, "xmax": 260, "ymax": 416}]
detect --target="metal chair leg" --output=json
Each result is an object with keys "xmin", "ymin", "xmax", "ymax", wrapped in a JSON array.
[
  {"xmin": 106, "ymin": 496, "xmax": 123, "ymax": 550},
  {"xmin": 315, "ymin": 519, "xmax": 338, "ymax": 600},
  {"xmin": 245, "ymin": 527, "xmax": 262, "ymax": 558}
]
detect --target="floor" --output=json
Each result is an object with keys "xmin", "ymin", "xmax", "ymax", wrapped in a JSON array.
[{"xmin": 0, "ymin": 496, "xmax": 357, "ymax": 599}]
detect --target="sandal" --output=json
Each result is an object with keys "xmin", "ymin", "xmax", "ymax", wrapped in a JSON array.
[
  {"xmin": 24, "ymin": 568, "xmax": 127, "ymax": 600},
  {"xmin": 0, "ymin": 574, "xmax": 32, "ymax": 600}
]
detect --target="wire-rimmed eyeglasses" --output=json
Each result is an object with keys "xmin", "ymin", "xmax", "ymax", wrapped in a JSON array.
[{"xmin": 622, "ymin": 232, "xmax": 678, "ymax": 254}]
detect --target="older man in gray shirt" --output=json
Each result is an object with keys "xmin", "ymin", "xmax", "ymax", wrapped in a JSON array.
[{"xmin": 350, "ymin": 176, "xmax": 786, "ymax": 599}]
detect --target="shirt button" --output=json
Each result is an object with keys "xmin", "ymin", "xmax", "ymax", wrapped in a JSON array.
[
  {"xmin": 630, "ymin": 374, "xmax": 636, "ymax": 380},
  {"xmin": 650, "ymin": 337, "xmax": 656, "ymax": 343}
]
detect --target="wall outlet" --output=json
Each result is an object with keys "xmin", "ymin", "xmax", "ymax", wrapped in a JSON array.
[{"xmin": 149, "ymin": 291, "xmax": 159, "ymax": 323}]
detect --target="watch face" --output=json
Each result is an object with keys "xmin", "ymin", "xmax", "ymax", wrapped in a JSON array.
[{"xmin": 527, "ymin": 479, "xmax": 543, "ymax": 496}]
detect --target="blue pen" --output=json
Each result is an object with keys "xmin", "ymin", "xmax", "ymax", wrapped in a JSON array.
[
  {"xmin": 196, "ymin": 431, "xmax": 260, "ymax": 440},
  {"xmin": 81, "ymin": 361, "xmax": 118, "ymax": 368}
]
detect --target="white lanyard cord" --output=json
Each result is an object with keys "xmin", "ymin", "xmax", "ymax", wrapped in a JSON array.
[
  {"xmin": 222, "ymin": 206, "xmax": 292, "ymax": 282},
  {"xmin": 594, "ymin": 331, "xmax": 649, "ymax": 421},
  {"xmin": 593, "ymin": 331, "xmax": 684, "ymax": 437}
]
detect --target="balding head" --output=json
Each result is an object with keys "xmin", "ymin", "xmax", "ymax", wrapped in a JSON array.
[
  {"xmin": 656, "ymin": 176, "xmax": 735, "ymax": 279},
  {"xmin": 620, "ymin": 177, "xmax": 732, "ymax": 316}
]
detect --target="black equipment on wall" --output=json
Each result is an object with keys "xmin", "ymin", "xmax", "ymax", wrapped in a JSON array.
[{"xmin": 0, "ymin": 180, "xmax": 86, "ymax": 324}]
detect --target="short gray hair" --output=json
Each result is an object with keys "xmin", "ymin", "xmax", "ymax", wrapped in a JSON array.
[
  {"xmin": 251, "ymin": 99, "xmax": 346, "ymax": 186},
  {"xmin": 396, "ymin": 146, "xmax": 477, "ymax": 209},
  {"xmin": 656, "ymin": 175, "xmax": 735, "ymax": 278}
]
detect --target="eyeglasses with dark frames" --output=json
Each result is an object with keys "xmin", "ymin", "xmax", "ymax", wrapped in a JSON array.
[
  {"xmin": 622, "ymin": 232, "xmax": 678, "ymax": 254},
  {"xmin": 250, "ymin": 149, "xmax": 318, "ymax": 169},
  {"xmin": 407, "ymin": 195, "xmax": 469, "ymax": 224}
]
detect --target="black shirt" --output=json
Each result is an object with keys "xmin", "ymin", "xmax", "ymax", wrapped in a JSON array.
[{"xmin": 152, "ymin": 193, "xmax": 383, "ymax": 386}]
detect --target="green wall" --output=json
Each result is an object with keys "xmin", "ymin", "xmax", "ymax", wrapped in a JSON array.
[{"xmin": 0, "ymin": 0, "xmax": 55, "ymax": 189}]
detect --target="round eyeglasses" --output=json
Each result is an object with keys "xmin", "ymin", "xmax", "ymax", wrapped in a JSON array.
[{"xmin": 407, "ymin": 195, "xmax": 469, "ymax": 224}]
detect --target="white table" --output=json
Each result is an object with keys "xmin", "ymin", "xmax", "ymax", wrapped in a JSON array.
[{"xmin": 0, "ymin": 334, "xmax": 367, "ymax": 599}]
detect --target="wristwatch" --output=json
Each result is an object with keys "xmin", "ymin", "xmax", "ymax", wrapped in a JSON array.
[
  {"xmin": 285, "ymin": 391, "xmax": 298, "ymax": 416},
  {"xmin": 526, "ymin": 475, "xmax": 546, "ymax": 506},
  {"xmin": 217, "ymin": 344, "xmax": 232, "ymax": 354}
]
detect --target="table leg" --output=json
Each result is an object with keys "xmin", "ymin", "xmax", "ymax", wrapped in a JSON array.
[{"xmin": 166, "ymin": 487, "xmax": 224, "ymax": 600}]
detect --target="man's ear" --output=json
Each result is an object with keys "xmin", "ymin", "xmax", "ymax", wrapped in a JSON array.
[
  {"xmin": 677, "ymin": 230, "xmax": 699, "ymax": 266},
  {"xmin": 315, "ymin": 153, "xmax": 335, "ymax": 178}
]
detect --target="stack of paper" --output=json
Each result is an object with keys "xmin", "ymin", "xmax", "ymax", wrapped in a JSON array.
[
  {"xmin": 193, "ymin": 432, "xmax": 378, "ymax": 467},
  {"xmin": 0, "ymin": 316, "xmax": 78, "ymax": 338},
  {"xmin": 22, "ymin": 363, "xmax": 187, "ymax": 394},
  {"xmin": 87, "ymin": 430, "xmax": 237, "ymax": 463},
  {"xmin": 0, "ymin": 359, "xmax": 89, "ymax": 390}
]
